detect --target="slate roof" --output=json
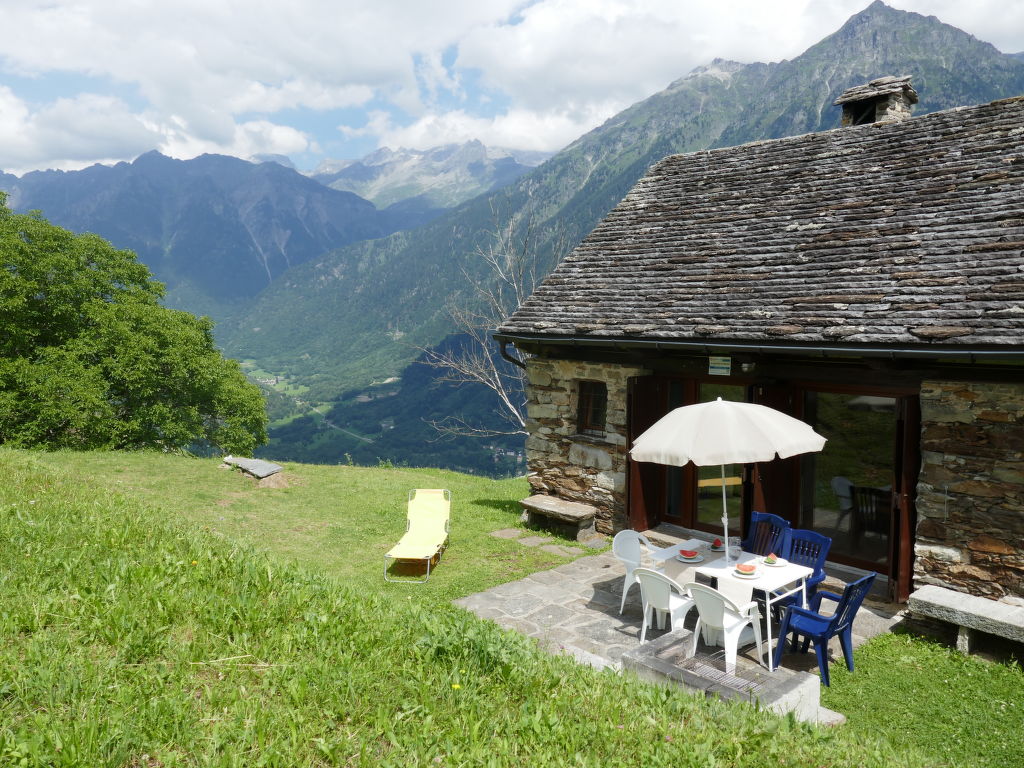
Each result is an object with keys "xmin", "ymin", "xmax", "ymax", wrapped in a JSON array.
[{"xmin": 500, "ymin": 96, "xmax": 1024, "ymax": 350}]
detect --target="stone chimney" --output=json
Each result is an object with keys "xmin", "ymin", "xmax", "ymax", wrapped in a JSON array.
[{"xmin": 834, "ymin": 75, "xmax": 918, "ymax": 126}]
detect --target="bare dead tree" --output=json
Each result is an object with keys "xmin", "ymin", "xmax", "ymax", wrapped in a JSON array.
[{"xmin": 420, "ymin": 205, "xmax": 567, "ymax": 437}]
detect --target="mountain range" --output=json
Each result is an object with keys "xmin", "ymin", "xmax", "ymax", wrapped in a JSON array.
[
  {"xmin": 4, "ymin": 1, "xmax": 1024, "ymax": 474},
  {"xmin": 221, "ymin": 1, "xmax": 1024, "ymax": 398},
  {"xmin": 312, "ymin": 140, "xmax": 550, "ymax": 209},
  {"xmin": 0, "ymin": 151, "xmax": 447, "ymax": 316}
]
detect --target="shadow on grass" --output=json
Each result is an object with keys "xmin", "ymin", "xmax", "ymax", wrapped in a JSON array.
[
  {"xmin": 473, "ymin": 498, "xmax": 523, "ymax": 515},
  {"xmin": 889, "ymin": 620, "xmax": 1024, "ymax": 666},
  {"xmin": 383, "ymin": 556, "xmax": 439, "ymax": 584}
]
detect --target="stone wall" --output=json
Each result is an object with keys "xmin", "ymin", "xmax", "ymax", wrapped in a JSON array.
[
  {"xmin": 524, "ymin": 358, "xmax": 648, "ymax": 533},
  {"xmin": 916, "ymin": 380, "xmax": 1024, "ymax": 601}
]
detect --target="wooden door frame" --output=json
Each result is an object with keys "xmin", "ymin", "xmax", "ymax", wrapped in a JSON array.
[
  {"xmin": 890, "ymin": 395, "xmax": 921, "ymax": 602},
  {"xmin": 626, "ymin": 376, "xmax": 668, "ymax": 530},
  {"xmin": 627, "ymin": 373, "xmax": 754, "ymax": 532},
  {"xmin": 790, "ymin": 382, "xmax": 920, "ymax": 596}
]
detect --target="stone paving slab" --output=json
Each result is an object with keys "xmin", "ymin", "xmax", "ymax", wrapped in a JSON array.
[
  {"xmin": 526, "ymin": 604, "xmax": 577, "ymax": 628},
  {"xmin": 524, "ymin": 583, "xmax": 586, "ymax": 605},
  {"xmin": 517, "ymin": 535, "xmax": 553, "ymax": 547},
  {"xmin": 490, "ymin": 528, "xmax": 524, "ymax": 540},
  {"xmin": 539, "ymin": 544, "xmax": 585, "ymax": 557},
  {"xmin": 525, "ymin": 570, "xmax": 567, "ymax": 586},
  {"xmin": 454, "ymin": 550, "xmax": 907, "ymax": 724}
]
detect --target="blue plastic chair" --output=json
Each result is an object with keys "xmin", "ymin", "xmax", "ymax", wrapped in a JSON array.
[
  {"xmin": 772, "ymin": 572, "xmax": 876, "ymax": 686},
  {"xmin": 741, "ymin": 511, "xmax": 791, "ymax": 557},
  {"xmin": 773, "ymin": 529, "xmax": 831, "ymax": 610}
]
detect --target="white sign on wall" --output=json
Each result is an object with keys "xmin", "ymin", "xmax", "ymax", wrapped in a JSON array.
[{"xmin": 708, "ymin": 355, "xmax": 732, "ymax": 376}]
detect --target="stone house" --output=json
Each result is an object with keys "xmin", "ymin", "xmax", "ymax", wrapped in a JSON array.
[{"xmin": 497, "ymin": 79, "xmax": 1024, "ymax": 603}]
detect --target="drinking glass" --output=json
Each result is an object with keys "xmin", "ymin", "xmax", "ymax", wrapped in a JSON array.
[{"xmin": 728, "ymin": 536, "xmax": 742, "ymax": 562}]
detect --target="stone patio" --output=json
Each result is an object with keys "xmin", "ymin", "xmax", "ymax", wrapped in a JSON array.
[{"xmin": 454, "ymin": 549, "xmax": 906, "ymax": 722}]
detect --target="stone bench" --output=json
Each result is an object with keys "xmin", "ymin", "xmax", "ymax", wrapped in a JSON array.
[
  {"xmin": 520, "ymin": 494, "xmax": 598, "ymax": 542},
  {"xmin": 908, "ymin": 585, "xmax": 1024, "ymax": 653},
  {"xmin": 223, "ymin": 455, "xmax": 283, "ymax": 479}
]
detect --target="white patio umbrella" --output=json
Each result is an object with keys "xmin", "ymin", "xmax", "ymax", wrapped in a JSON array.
[{"xmin": 629, "ymin": 397, "xmax": 827, "ymax": 562}]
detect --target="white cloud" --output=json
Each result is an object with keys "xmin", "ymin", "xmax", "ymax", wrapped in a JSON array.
[
  {"xmin": 0, "ymin": 87, "xmax": 161, "ymax": 174},
  {"xmin": 157, "ymin": 119, "xmax": 316, "ymax": 163},
  {"xmin": 0, "ymin": 0, "xmax": 1020, "ymax": 172},
  {"xmin": 370, "ymin": 104, "xmax": 621, "ymax": 152},
  {"xmin": 229, "ymin": 81, "xmax": 376, "ymax": 115},
  {"xmin": 448, "ymin": 0, "xmax": 886, "ymax": 138}
]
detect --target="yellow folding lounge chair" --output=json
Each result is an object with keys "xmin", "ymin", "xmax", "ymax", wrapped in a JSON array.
[{"xmin": 383, "ymin": 489, "xmax": 451, "ymax": 583}]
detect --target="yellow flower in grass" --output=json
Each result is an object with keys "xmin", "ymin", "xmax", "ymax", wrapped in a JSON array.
[{"xmin": 451, "ymin": 683, "xmax": 461, "ymax": 690}]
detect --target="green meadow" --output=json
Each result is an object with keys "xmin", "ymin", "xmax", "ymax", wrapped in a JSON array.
[{"xmin": 2, "ymin": 448, "xmax": 1019, "ymax": 766}]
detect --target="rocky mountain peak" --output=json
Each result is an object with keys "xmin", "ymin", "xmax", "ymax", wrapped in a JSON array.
[{"xmin": 311, "ymin": 140, "xmax": 544, "ymax": 208}]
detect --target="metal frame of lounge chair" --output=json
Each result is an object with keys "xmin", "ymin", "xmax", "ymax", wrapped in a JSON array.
[{"xmin": 383, "ymin": 489, "xmax": 451, "ymax": 584}]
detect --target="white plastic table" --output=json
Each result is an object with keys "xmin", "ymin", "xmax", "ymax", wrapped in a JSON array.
[{"xmin": 651, "ymin": 538, "xmax": 813, "ymax": 671}]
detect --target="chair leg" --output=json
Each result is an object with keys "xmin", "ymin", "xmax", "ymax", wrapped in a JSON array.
[
  {"xmin": 640, "ymin": 605, "xmax": 650, "ymax": 644},
  {"xmin": 839, "ymin": 627, "xmax": 856, "ymax": 672},
  {"xmin": 672, "ymin": 604, "xmax": 693, "ymax": 633},
  {"xmin": 752, "ymin": 617, "xmax": 766, "ymax": 669},
  {"xmin": 773, "ymin": 612, "xmax": 792, "ymax": 668},
  {"xmin": 773, "ymin": 633, "xmax": 786, "ymax": 670},
  {"xmin": 812, "ymin": 639, "xmax": 830, "ymax": 686},
  {"xmin": 723, "ymin": 626, "xmax": 740, "ymax": 674},
  {"xmin": 691, "ymin": 618, "xmax": 702, "ymax": 657},
  {"xmin": 656, "ymin": 608, "xmax": 666, "ymax": 630},
  {"xmin": 620, "ymin": 575, "xmax": 632, "ymax": 614}
]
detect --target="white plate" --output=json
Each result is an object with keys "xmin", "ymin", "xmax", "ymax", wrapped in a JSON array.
[
  {"xmin": 733, "ymin": 569, "xmax": 760, "ymax": 579},
  {"xmin": 676, "ymin": 554, "xmax": 704, "ymax": 563},
  {"xmin": 762, "ymin": 558, "xmax": 788, "ymax": 567},
  {"xmin": 709, "ymin": 545, "xmax": 726, "ymax": 552}
]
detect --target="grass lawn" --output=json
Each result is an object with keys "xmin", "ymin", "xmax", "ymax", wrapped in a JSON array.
[
  {"xmin": 0, "ymin": 448, "xmax": 926, "ymax": 766},
  {"xmin": 27, "ymin": 449, "xmax": 588, "ymax": 604},
  {"xmin": 4, "ymin": 448, "xmax": 1019, "ymax": 765},
  {"xmin": 823, "ymin": 632, "xmax": 1023, "ymax": 768},
  {"xmin": 29, "ymin": 448, "xmax": 577, "ymax": 606}
]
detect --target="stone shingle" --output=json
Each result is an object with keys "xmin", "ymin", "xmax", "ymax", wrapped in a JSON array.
[{"xmin": 500, "ymin": 96, "xmax": 1024, "ymax": 348}]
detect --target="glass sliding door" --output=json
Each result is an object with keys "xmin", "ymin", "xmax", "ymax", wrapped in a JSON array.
[
  {"xmin": 800, "ymin": 391, "xmax": 896, "ymax": 570},
  {"xmin": 663, "ymin": 379, "xmax": 746, "ymax": 534},
  {"xmin": 695, "ymin": 383, "xmax": 744, "ymax": 534}
]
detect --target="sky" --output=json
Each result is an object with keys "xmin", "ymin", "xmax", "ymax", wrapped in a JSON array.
[{"xmin": 0, "ymin": 0, "xmax": 1022, "ymax": 176}]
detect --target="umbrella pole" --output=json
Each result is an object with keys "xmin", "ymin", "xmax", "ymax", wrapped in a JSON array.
[{"xmin": 720, "ymin": 464, "xmax": 730, "ymax": 564}]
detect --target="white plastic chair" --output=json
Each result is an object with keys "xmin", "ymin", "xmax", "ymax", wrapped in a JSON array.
[
  {"xmin": 686, "ymin": 582, "xmax": 766, "ymax": 673},
  {"xmin": 633, "ymin": 568, "xmax": 695, "ymax": 643},
  {"xmin": 612, "ymin": 530, "xmax": 659, "ymax": 613}
]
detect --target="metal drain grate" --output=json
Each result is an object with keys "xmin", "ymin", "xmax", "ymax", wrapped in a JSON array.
[{"xmin": 680, "ymin": 655, "xmax": 767, "ymax": 694}]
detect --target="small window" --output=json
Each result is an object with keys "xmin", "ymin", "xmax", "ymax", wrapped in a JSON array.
[{"xmin": 577, "ymin": 380, "xmax": 607, "ymax": 436}]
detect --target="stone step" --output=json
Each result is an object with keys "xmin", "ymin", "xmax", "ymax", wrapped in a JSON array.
[{"xmin": 622, "ymin": 630, "xmax": 823, "ymax": 723}]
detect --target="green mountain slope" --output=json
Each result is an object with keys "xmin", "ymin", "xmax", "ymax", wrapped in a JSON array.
[
  {"xmin": 0, "ymin": 152, "xmax": 442, "ymax": 319},
  {"xmin": 226, "ymin": 1, "xmax": 1024, "ymax": 405}
]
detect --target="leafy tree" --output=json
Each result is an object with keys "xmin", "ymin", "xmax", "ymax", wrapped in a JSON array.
[{"xmin": 0, "ymin": 193, "xmax": 267, "ymax": 454}]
